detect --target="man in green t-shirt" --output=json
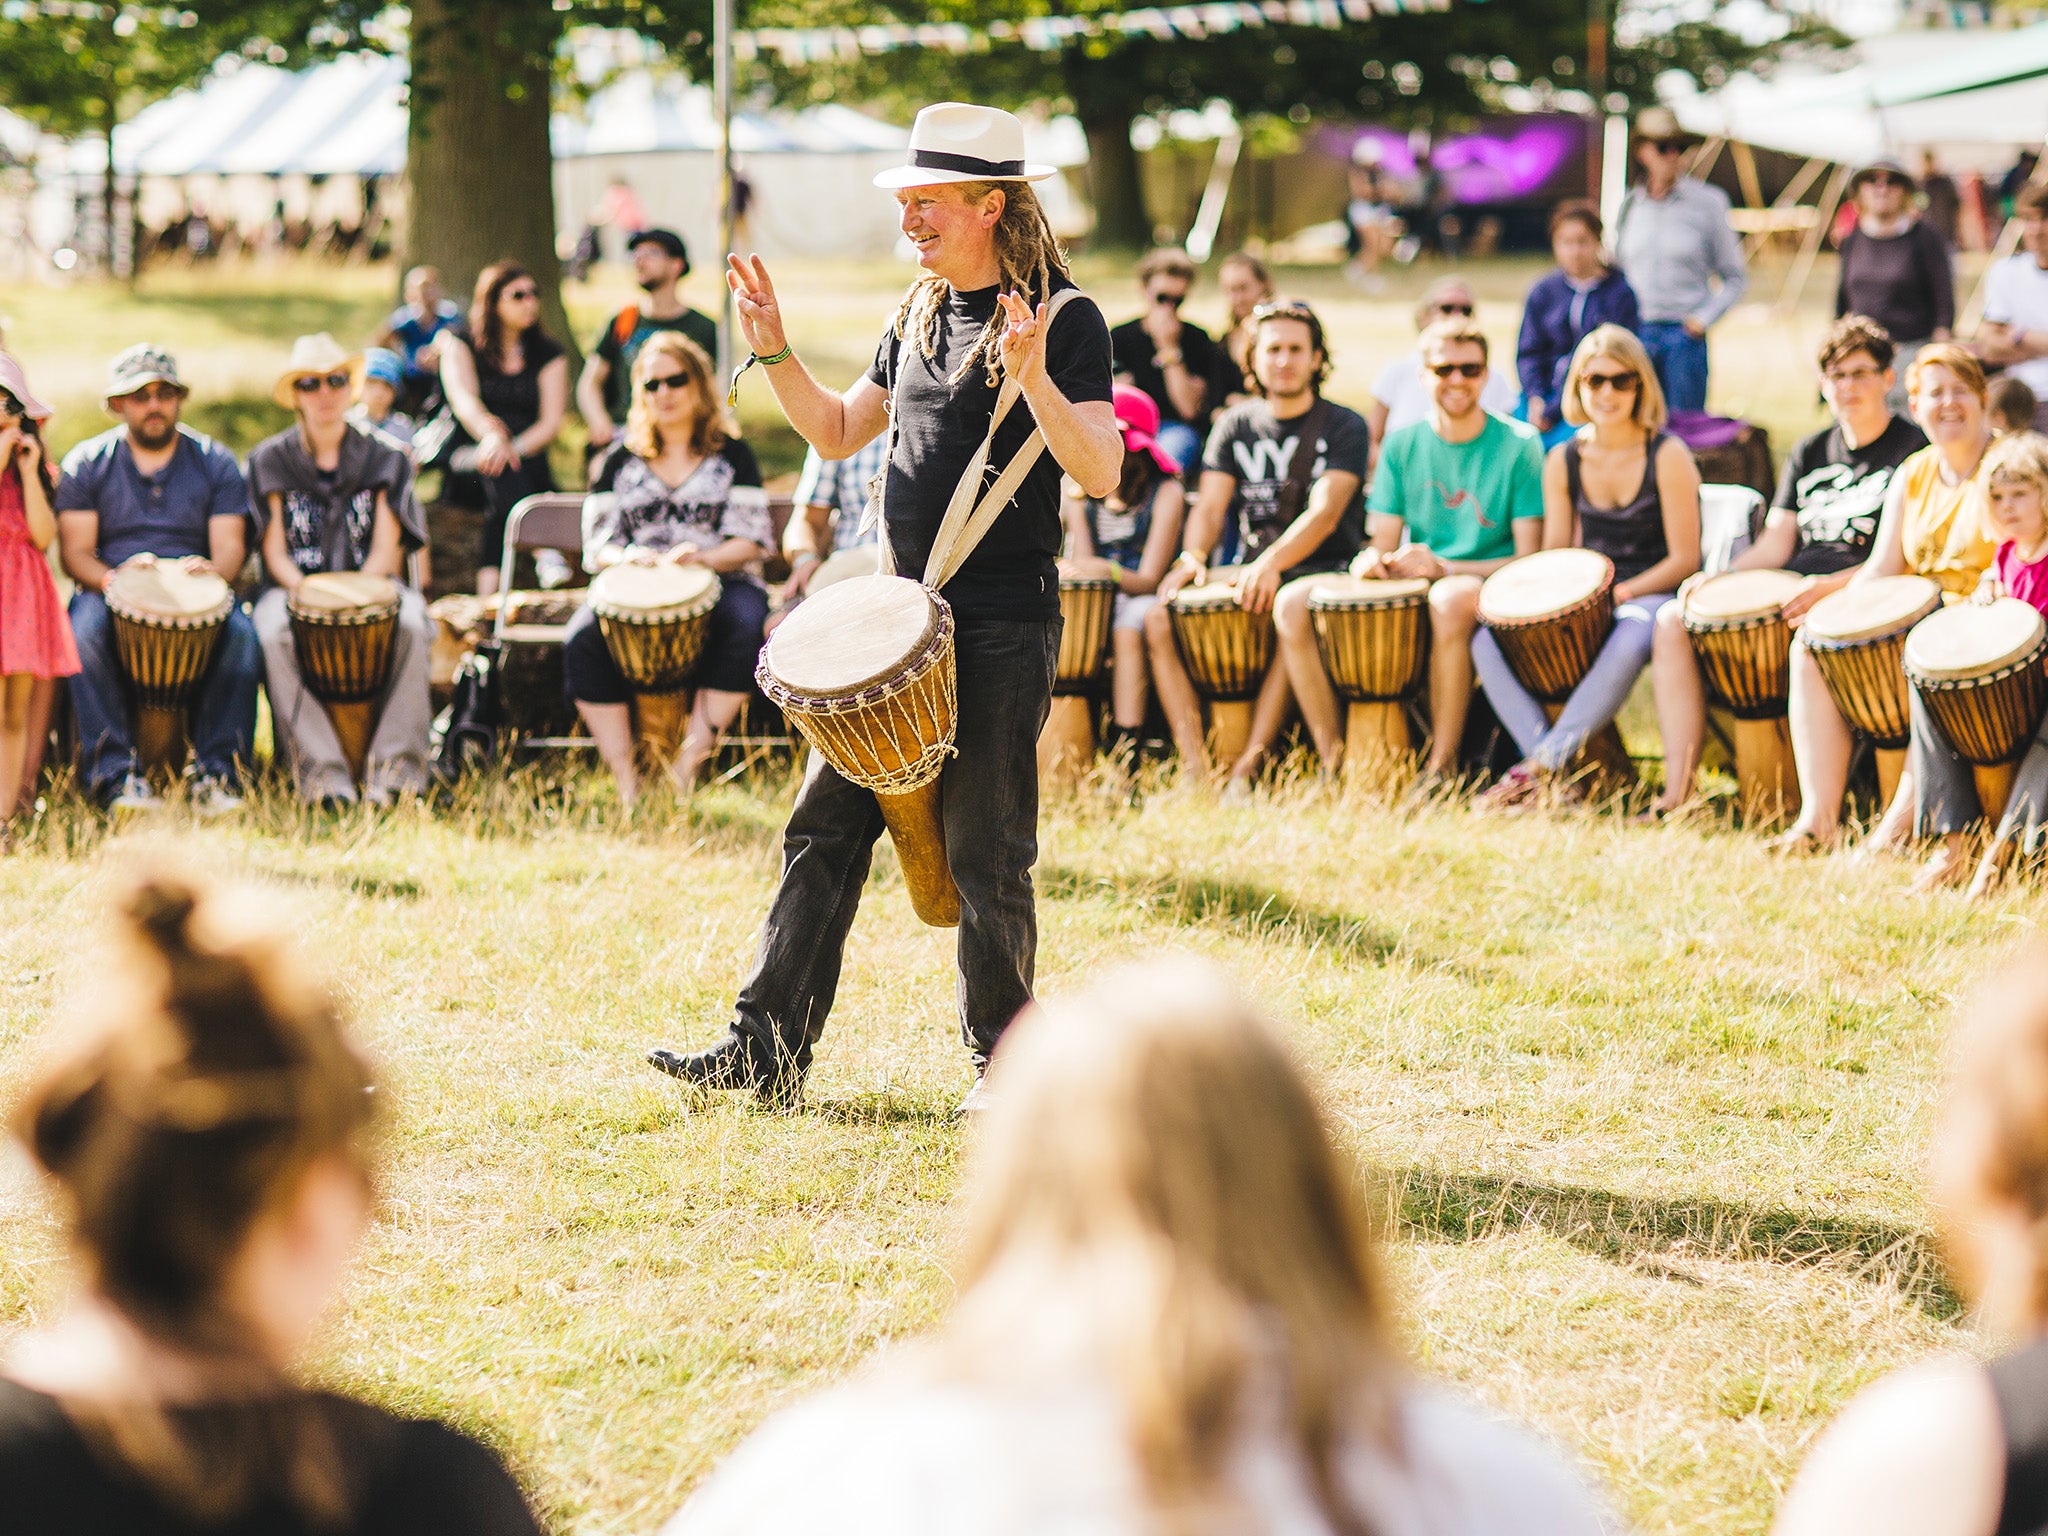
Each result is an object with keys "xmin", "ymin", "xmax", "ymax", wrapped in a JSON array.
[
  {"xmin": 575, "ymin": 228, "xmax": 720, "ymax": 459},
  {"xmin": 1359, "ymin": 316, "xmax": 1545, "ymax": 778}
]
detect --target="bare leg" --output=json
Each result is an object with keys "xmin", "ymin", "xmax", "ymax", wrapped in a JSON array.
[
  {"xmin": 672, "ymin": 687, "xmax": 749, "ymax": 790},
  {"xmin": 1650, "ymin": 603, "xmax": 1708, "ymax": 811},
  {"xmin": 1425, "ymin": 576, "xmax": 1482, "ymax": 775},
  {"xmin": 1274, "ymin": 577, "xmax": 1342, "ymax": 770},
  {"xmin": 1109, "ymin": 629, "xmax": 1151, "ymax": 729},
  {"xmin": 1227, "ymin": 657, "xmax": 1297, "ymax": 784},
  {"xmin": 576, "ymin": 699, "xmax": 640, "ymax": 807},
  {"xmin": 1971, "ymin": 838, "xmax": 2015, "ymax": 900},
  {"xmin": 1144, "ymin": 602, "xmax": 1210, "ymax": 776},
  {"xmin": 0, "ymin": 675, "xmax": 31, "ymax": 822},
  {"xmin": 1782, "ymin": 643, "xmax": 1854, "ymax": 842},
  {"xmin": 1912, "ymin": 832, "xmax": 1972, "ymax": 892},
  {"xmin": 1860, "ymin": 766, "xmax": 1919, "ymax": 856}
]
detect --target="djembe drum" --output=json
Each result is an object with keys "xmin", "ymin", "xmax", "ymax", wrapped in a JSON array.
[
  {"xmin": 1167, "ymin": 568, "xmax": 1275, "ymax": 767},
  {"xmin": 1799, "ymin": 574, "xmax": 1941, "ymax": 804},
  {"xmin": 757, "ymin": 573, "xmax": 961, "ymax": 928},
  {"xmin": 1682, "ymin": 569, "xmax": 1805, "ymax": 822},
  {"xmin": 1039, "ymin": 574, "xmax": 1116, "ymax": 781},
  {"xmin": 104, "ymin": 561, "xmax": 233, "ymax": 775},
  {"xmin": 289, "ymin": 572, "xmax": 402, "ymax": 784},
  {"xmin": 589, "ymin": 562, "xmax": 721, "ymax": 764},
  {"xmin": 1306, "ymin": 574, "xmax": 1430, "ymax": 788},
  {"xmin": 1903, "ymin": 598, "xmax": 2048, "ymax": 824},
  {"xmin": 1477, "ymin": 548, "xmax": 1633, "ymax": 785}
]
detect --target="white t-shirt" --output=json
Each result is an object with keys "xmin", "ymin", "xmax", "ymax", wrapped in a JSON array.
[
  {"xmin": 1373, "ymin": 350, "xmax": 1520, "ymax": 439},
  {"xmin": 665, "ymin": 1376, "xmax": 1614, "ymax": 1536},
  {"xmin": 1981, "ymin": 253, "xmax": 2048, "ymax": 396}
]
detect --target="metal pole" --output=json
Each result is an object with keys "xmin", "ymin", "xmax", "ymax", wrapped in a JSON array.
[{"xmin": 714, "ymin": 0, "xmax": 736, "ymax": 380}]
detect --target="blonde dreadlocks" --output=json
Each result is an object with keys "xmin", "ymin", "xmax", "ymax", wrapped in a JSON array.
[{"xmin": 892, "ymin": 180, "xmax": 1072, "ymax": 389}]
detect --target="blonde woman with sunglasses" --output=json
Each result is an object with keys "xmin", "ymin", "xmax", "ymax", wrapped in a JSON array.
[{"xmin": 1473, "ymin": 325, "xmax": 1701, "ymax": 808}]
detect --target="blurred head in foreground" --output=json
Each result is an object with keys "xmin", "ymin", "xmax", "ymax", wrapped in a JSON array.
[
  {"xmin": 952, "ymin": 957, "xmax": 1398, "ymax": 1527},
  {"xmin": 1934, "ymin": 942, "xmax": 2048, "ymax": 1336},
  {"xmin": 10, "ymin": 871, "xmax": 378, "ymax": 1524}
]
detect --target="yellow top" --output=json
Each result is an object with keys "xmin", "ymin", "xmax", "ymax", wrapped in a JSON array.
[{"xmin": 1897, "ymin": 444, "xmax": 1996, "ymax": 599}]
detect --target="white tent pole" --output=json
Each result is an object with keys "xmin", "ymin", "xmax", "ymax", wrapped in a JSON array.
[
  {"xmin": 715, "ymin": 0, "xmax": 736, "ymax": 381},
  {"xmin": 1780, "ymin": 160, "xmax": 1850, "ymax": 313},
  {"xmin": 1598, "ymin": 113, "xmax": 1628, "ymax": 239},
  {"xmin": 1185, "ymin": 121, "xmax": 1241, "ymax": 264}
]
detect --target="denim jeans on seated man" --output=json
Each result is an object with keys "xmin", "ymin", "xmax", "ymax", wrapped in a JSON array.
[
  {"xmin": 67, "ymin": 589, "xmax": 262, "ymax": 801},
  {"xmin": 1639, "ymin": 321, "xmax": 1710, "ymax": 413},
  {"xmin": 725, "ymin": 615, "xmax": 1060, "ymax": 1084}
]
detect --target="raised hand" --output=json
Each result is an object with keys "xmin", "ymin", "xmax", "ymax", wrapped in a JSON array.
[
  {"xmin": 997, "ymin": 292, "xmax": 1050, "ymax": 393},
  {"xmin": 727, "ymin": 254, "xmax": 788, "ymax": 358}
]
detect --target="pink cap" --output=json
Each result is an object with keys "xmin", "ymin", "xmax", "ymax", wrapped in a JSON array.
[
  {"xmin": 0, "ymin": 352, "xmax": 51, "ymax": 423},
  {"xmin": 1113, "ymin": 382, "xmax": 1180, "ymax": 475}
]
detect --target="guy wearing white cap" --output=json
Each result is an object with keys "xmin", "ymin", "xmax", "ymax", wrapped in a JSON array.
[{"xmin": 650, "ymin": 102, "xmax": 1121, "ymax": 1114}]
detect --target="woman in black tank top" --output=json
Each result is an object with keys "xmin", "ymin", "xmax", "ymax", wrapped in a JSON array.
[
  {"xmin": 1773, "ymin": 944, "xmax": 2048, "ymax": 1536},
  {"xmin": 1472, "ymin": 325, "xmax": 1701, "ymax": 806}
]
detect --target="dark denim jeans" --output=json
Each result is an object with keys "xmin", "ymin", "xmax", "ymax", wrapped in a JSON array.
[
  {"xmin": 727, "ymin": 614, "xmax": 1061, "ymax": 1081},
  {"xmin": 1640, "ymin": 321, "xmax": 1710, "ymax": 412},
  {"xmin": 68, "ymin": 588, "xmax": 262, "ymax": 799}
]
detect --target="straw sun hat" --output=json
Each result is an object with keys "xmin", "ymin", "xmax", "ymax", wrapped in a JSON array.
[{"xmin": 273, "ymin": 333, "xmax": 363, "ymax": 409}]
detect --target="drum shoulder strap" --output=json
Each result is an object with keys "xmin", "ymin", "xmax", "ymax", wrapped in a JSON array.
[
  {"xmin": 1273, "ymin": 396, "xmax": 1335, "ymax": 525},
  {"xmin": 923, "ymin": 287, "xmax": 1084, "ymax": 592}
]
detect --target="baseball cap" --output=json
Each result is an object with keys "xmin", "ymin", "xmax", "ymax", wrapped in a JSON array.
[
  {"xmin": 362, "ymin": 347, "xmax": 405, "ymax": 388},
  {"xmin": 103, "ymin": 344, "xmax": 185, "ymax": 406},
  {"xmin": 628, "ymin": 227, "xmax": 690, "ymax": 270}
]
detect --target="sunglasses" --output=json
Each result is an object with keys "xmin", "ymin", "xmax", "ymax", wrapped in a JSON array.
[
  {"xmin": 1430, "ymin": 362, "xmax": 1486, "ymax": 380},
  {"xmin": 1434, "ymin": 303, "xmax": 1474, "ymax": 316},
  {"xmin": 1581, "ymin": 370, "xmax": 1640, "ymax": 394},
  {"xmin": 1825, "ymin": 365, "xmax": 1884, "ymax": 386},
  {"xmin": 1647, "ymin": 140, "xmax": 1689, "ymax": 155},
  {"xmin": 121, "ymin": 383, "xmax": 183, "ymax": 405},
  {"xmin": 642, "ymin": 372, "xmax": 695, "ymax": 395},
  {"xmin": 292, "ymin": 371, "xmax": 353, "ymax": 395},
  {"xmin": 502, "ymin": 286, "xmax": 539, "ymax": 301},
  {"xmin": 1153, "ymin": 291, "xmax": 1187, "ymax": 307}
]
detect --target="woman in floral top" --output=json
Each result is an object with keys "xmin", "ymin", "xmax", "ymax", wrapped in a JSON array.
[{"xmin": 565, "ymin": 332, "xmax": 771, "ymax": 804}]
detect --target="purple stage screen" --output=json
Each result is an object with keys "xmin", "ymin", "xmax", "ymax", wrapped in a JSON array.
[{"xmin": 1332, "ymin": 116, "xmax": 1587, "ymax": 205}]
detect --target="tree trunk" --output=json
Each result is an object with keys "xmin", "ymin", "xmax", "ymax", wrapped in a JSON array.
[
  {"xmin": 404, "ymin": 0, "xmax": 573, "ymax": 358},
  {"xmin": 1081, "ymin": 112, "xmax": 1151, "ymax": 252}
]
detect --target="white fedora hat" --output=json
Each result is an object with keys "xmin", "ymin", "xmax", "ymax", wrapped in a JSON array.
[
  {"xmin": 272, "ymin": 332, "xmax": 363, "ymax": 409},
  {"xmin": 874, "ymin": 102, "xmax": 1057, "ymax": 189}
]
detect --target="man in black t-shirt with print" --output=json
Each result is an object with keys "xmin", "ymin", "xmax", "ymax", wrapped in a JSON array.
[
  {"xmin": 1147, "ymin": 299, "xmax": 1368, "ymax": 788},
  {"xmin": 1109, "ymin": 247, "xmax": 1241, "ymax": 475},
  {"xmin": 647, "ymin": 103, "xmax": 1120, "ymax": 1115},
  {"xmin": 1647, "ymin": 314, "xmax": 1926, "ymax": 813},
  {"xmin": 574, "ymin": 228, "xmax": 720, "ymax": 456}
]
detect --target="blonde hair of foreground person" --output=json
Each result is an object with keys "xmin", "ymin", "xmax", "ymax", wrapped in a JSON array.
[
  {"xmin": 668, "ymin": 959, "xmax": 1612, "ymax": 1536},
  {"xmin": 1772, "ymin": 943, "xmax": 2048, "ymax": 1536}
]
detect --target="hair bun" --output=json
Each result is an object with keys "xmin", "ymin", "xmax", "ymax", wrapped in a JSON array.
[{"xmin": 125, "ymin": 877, "xmax": 200, "ymax": 960}]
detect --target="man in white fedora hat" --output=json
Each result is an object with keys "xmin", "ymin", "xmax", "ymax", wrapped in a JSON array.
[{"xmin": 650, "ymin": 101, "xmax": 1121, "ymax": 1114}]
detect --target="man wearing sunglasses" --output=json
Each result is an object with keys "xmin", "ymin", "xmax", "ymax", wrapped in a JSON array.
[
  {"xmin": 54, "ymin": 345, "xmax": 260, "ymax": 815},
  {"xmin": 1972, "ymin": 182, "xmax": 2048, "ymax": 433},
  {"xmin": 1356, "ymin": 317, "xmax": 1545, "ymax": 785},
  {"xmin": 1612, "ymin": 106, "xmax": 1745, "ymax": 412},
  {"xmin": 1110, "ymin": 247, "xmax": 1238, "ymax": 477}
]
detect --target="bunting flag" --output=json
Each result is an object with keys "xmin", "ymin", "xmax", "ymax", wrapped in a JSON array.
[{"xmin": 736, "ymin": 0, "xmax": 1450, "ymax": 66}]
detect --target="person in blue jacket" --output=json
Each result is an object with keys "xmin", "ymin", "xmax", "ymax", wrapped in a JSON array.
[{"xmin": 1518, "ymin": 201, "xmax": 1641, "ymax": 449}]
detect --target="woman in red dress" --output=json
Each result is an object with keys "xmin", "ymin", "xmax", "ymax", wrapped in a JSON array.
[{"xmin": 0, "ymin": 354, "xmax": 80, "ymax": 841}]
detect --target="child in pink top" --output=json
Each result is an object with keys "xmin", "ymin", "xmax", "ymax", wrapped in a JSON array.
[{"xmin": 0, "ymin": 354, "xmax": 80, "ymax": 841}]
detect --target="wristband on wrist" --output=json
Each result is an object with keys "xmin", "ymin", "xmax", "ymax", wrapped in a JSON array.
[{"xmin": 727, "ymin": 342, "xmax": 795, "ymax": 406}]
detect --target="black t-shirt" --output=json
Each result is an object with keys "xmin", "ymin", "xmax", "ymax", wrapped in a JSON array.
[
  {"xmin": 453, "ymin": 325, "xmax": 565, "ymax": 438},
  {"xmin": 864, "ymin": 277, "xmax": 1114, "ymax": 622},
  {"xmin": 1773, "ymin": 414, "xmax": 1927, "ymax": 576},
  {"xmin": 1109, "ymin": 317, "xmax": 1238, "ymax": 431},
  {"xmin": 1200, "ymin": 397, "xmax": 1371, "ymax": 575},
  {"xmin": 593, "ymin": 307, "xmax": 720, "ymax": 422},
  {"xmin": 0, "ymin": 1379, "xmax": 542, "ymax": 1536}
]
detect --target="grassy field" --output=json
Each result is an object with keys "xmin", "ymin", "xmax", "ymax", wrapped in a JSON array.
[{"xmin": 0, "ymin": 253, "xmax": 2025, "ymax": 1535}]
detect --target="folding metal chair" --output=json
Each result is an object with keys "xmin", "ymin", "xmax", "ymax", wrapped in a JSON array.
[{"xmin": 495, "ymin": 493, "xmax": 591, "ymax": 753}]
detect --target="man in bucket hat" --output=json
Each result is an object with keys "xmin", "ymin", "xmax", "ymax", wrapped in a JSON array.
[
  {"xmin": 1613, "ymin": 105, "xmax": 1746, "ymax": 411},
  {"xmin": 648, "ymin": 101, "xmax": 1121, "ymax": 1115},
  {"xmin": 53, "ymin": 344, "xmax": 260, "ymax": 815}
]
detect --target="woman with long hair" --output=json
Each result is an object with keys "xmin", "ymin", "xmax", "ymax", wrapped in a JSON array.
[
  {"xmin": 0, "ymin": 872, "xmax": 541, "ymax": 1533},
  {"xmin": 1771, "ymin": 343, "xmax": 1998, "ymax": 853},
  {"xmin": 1773, "ymin": 943, "xmax": 2048, "ymax": 1536},
  {"xmin": 438, "ymin": 260, "xmax": 569, "ymax": 595},
  {"xmin": 566, "ymin": 331, "xmax": 771, "ymax": 806},
  {"xmin": 1218, "ymin": 249, "xmax": 1274, "ymax": 406},
  {"xmin": 1059, "ymin": 384, "xmax": 1186, "ymax": 761},
  {"xmin": 1473, "ymin": 325, "xmax": 1701, "ymax": 809},
  {"xmin": 668, "ymin": 958, "xmax": 1611, "ymax": 1535}
]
